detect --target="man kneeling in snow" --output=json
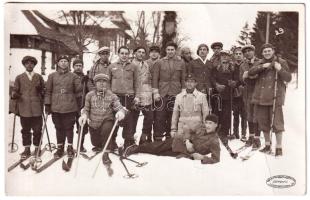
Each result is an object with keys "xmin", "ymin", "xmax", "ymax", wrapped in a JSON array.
[{"xmin": 123, "ymin": 114, "xmax": 220, "ymax": 164}]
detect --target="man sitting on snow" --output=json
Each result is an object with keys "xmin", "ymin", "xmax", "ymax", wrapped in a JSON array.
[{"xmin": 123, "ymin": 114, "xmax": 221, "ymax": 164}]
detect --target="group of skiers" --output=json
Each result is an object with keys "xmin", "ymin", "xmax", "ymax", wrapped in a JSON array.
[{"xmin": 10, "ymin": 40, "xmax": 291, "ymax": 168}]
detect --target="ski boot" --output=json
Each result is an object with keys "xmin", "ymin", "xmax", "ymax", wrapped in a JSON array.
[
  {"xmin": 252, "ymin": 138, "xmax": 261, "ymax": 150},
  {"xmin": 123, "ymin": 144, "xmax": 139, "ymax": 157},
  {"xmin": 20, "ymin": 147, "xmax": 31, "ymax": 159},
  {"xmin": 259, "ymin": 145, "xmax": 271, "ymax": 154},
  {"xmin": 245, "ymin": 136, "xmax": 254, "ymax": 147},
  {"xmin": 275, "ymin": 148, "xmax": 283, "ymax": 157},
  {"xmin": 124, "ymin": 139, "xmax": 135, "ymax": 150},
  {"xmin": 241, "ymin": 135, "xmax": 247, "ymax": 142},
  {"xmin": 67, "ymin": 145, "xmax": 75, "ymax": 158},
  {"xmin": 80, "ymin": 145, "xmax": 87, "ymax": 153},
  {"xmin": 54, "ymin": 145, "xmax": 64, "ymax": 158},
  {"xmin": 92, "ymin": 146, "xmax": 103, "ymax": 153},
  {"xmin": 234, "ymin": 133, "xmax": 240, "ymax": 139},
  {"xmin": 34, "ymin": 146, "xmax": 42, "ymax": 157}
]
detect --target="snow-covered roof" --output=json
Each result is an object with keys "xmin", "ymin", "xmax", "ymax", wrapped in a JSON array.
[
  {"xmin": 88, "ymin": 15, "xmax": 119, "ymax": 29},
  {"xmin": 9, "ymin": 10, "xmax": 39, "ymax": 35}
]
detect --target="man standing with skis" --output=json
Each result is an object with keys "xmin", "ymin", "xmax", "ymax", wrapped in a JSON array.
[
  {"xmin": 240, "ymin": 45, "xmax": 261, "ymax": 148},
  {"xmin": 11, "ymin": 56, "xmax": 45, "ymax": 158},
  {"xmin": 248, "ymin": 43, "xmax": 291, "ymax": 156},
  {"xmin": 44, "ymin": 55, "xmax": 82, "ymax": 158},
  {"xmin": 72, "ymin": 58, "xmax": 89, "ymax": 152},
  {"xmin": 232, "ymin": 47, "xmax": 247, "ymax": 140},
  {"xmin": 107, "ymin": 46, "xmax": 139, "ymax": 149},
  {"xmin": 131, "ymin": 46, "xmax": 154, "ymax": 144},
  {"xmin": 152, "ymin": 42, "xmax": 186, "ymax": 141},
  {"xmin": 79, "ymin": 74, "xmax": 126, "ymax": 165}
]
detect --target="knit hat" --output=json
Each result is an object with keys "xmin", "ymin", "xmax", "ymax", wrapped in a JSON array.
[
  {"xmin": 205, "ymin": 114, "xmax": 219, "ymax": 124},
  {"xmin": 57, "ymin": 55, "xmax": 70, "ymax": 62},
  {"xmin": 97, "ymin": 46, "xmax": 110, "ymax": 54},
  {"xmin": 241, "ymin": 45, "xmax": 255, "ymax": 53},
  {"xmin": 211, "ymin": 42, "xmax": 223, "ymax": 49},
  {"xmin": 196, "ymin": 43, "xmax": 209, "ymax": 54},
  {"xmin": 220, "ymin": 50, "xmax": 232, "ymax": 56},
  {"xmin": 185, "ymin": 74, "xmax": 196, "ymax": 82},
  {"xmin": 260, "ymin": 43, "xmax": 275, "ymax": 53},
  {"xmin": 93, "ymin": 73, "xmax": 109, "ymax": 82},
  {"xmin": 22, "ymin": 56, "xmax": 37, "ymax": 66},
  {"xmin": 149, "ymin": 45, "xmax": 160, "ymax": 53},
  {"xmin": 73, "ymin": 59, "xmax": 83, "ymax": 66}
]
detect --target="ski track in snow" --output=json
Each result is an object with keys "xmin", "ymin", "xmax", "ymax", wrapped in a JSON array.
[{"xmin": 5, "ymin": 83, "xmax": 305, "ymax": 195}]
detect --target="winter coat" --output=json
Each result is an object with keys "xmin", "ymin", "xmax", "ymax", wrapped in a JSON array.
[
  {"xmin": 152, "ymin": 56, "xmax": 186, "ymax": 97},
  {"xmin": 188, "ymin": 58, "xmax": 214, "ymax": 94},
  {"xmin": 44, "ymin": 70, "xmax": 82, "ymax": 113},
  {"xmin": 12, "ymin": 72, "xmax": 45, "ymax": 117},
  {"xmin": 145, "ymin": 58, "xmax": 159, "ymax": 75},
  {"xmin": 171, "ymin": 89, "xmax": 209, "ymax": 134},
  {"xmin": 88, "ymin": 60, "xmax": 110, "ymax": 91},
  {"xmin": 232, "ymin": 61, "xmax": 244, "ymax": 98},
  {"xmin": 212, "ymin": 64, "xmax": 239, "ymax": 100},
  {"xmin": 132, "ymin": 59, "xmax": 152, "ymax": 106},
  {"xmin": 248, "ymin": 56, "xmax": 291, "ymax": 106},
  {"xmin": 107, "ymin": 60, "xmax": 138, "ymax": 95},
  {"xmin": 82, "ymin": 90, "xmax": 125, "ymax": 129},
  {"xmin": 210, "ymin": 54, "xmax": 221, "ymax": 69},
  {"xmin": 191, "ymin": 124, "xmax": 221, "ymax": 164},
  {"xmin": 240, "ymin": 57, "xmax": 261, "ymax": 103}
]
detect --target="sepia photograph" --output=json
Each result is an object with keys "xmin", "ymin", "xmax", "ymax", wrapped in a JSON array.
[{"xmin": 3, "ymin": 0, "xmax": 307, "ymax": 196}]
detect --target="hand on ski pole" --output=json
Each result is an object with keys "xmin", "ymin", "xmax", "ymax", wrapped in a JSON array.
[
  {"xmin": 191, "ymin": 152, "xmax": 205, "ymax": 160},
  {"xmin": 274, "ymin": 62, "xmax": 282, "ymax": 71},
  {"xmin": 115, "ymin": 110, "xmax": 125, "ymax": 121},
  {"xmin": 78, "ymin": 114, "xmax": 87, "ymax": 126},
  {"xmin": 262, "ymin": 62, "xmax": 271, "ymax": 69}
]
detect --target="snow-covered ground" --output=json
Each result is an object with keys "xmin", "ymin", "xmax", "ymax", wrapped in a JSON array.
[{"xmin": 5, "ymin": 80, "xmax": 306, "ymax": 195}]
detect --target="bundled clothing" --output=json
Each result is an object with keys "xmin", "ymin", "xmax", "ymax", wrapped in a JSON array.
[
  {"xmin": 232, "ymin": 61, "xmax": 247, "ymax": 137},
  {"xmin": 82, "ymin": 89, "xmax": 125, "ymax": 149},
  {"xmin": 187, "ymin": 58, "xmax": 214, "ymax": 94},
  {"xmin": 248, "ymin": 56, "xmax": 291, "ymax": 133},
  {"xmin": 212, "ymin": 63, "xmax": 239, "ymax": 142},
  {"xmin": 44, "ymin": 69, "xmax": 82, "ymax": 146},
  {"xmin": 88, "ymin": 60, "xmax": 110, "ymax": 91},
  {"xmin": 12, "ymin": 72, "xmax": 45, "ymax": 147},
  {"xmin": 152, "ymin": 56, "xmax": 186, "ymax": 139},
  {"xmin": 131, "ymin": 59, "xmax": 154, "ymax": 142},
  {"xmin": 133, "ymin": 123, "xmax": 221, "ymax": 164},
  {"xmin": 107, "ymin": 60, "xmax": 139, "ymax": 147}
]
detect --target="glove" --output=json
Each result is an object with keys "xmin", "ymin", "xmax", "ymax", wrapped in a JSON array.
[
  {"xmin": 78, "ymin": 114, "xmax": 87, "ymax": 126},
  {"xmin": 81, "ymin": 75, "xmax": 89, "ymax": 84},
  {"xmin": 11, "ymin": 92, "xmax": 21, "ymax": 100},
  {"xmin": 262, "ymin": 63, "xmax": 271, "ymax": 68},
  {"xmin": 185, "ymin": 140, "xmax": 195, "ymax": 153},
  {"xmin": 152, "ymin": 88, "xmax": 161, "ymax": 102},
  {"xmin": 274, "ymin": 62, "xmax": 282, "ymax": 71},
  {"xmin": 215, "ymin": 83, "xmax": 225, "ymax": 93},
  {"xmin": 115, "ymin": 110, "xmax": 125, "ymax": 121},
  {"xmin": 45, "ymin": 104, "xmax": 51, "ymax": 115},
  {"xmin": 242, "ymin": 71, "xmax": 249, "ymax": 80},
  {"xmin": 170, "ymin": 130, "xmax": 177, "ymax": 138},
  {"xmin": 191, "ymin": 152, "xmax": 205, "ymax": 160},
  {"xmin": 228, "ymin": 80, "xmax": 236, "ymax": 88},
  {"xmin": 133, "ymin": 97, "xmax": 140, "ymax": 105}
]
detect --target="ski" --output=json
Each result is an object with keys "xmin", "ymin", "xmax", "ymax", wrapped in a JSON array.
[
  {"xmin": 62, "ymin": 156, "xmax": 74, "ymax": 172},
  {"xmin": 234, "ymin": 145, "xmax": 250, "ymax": 154},
  {"xmin": 224, "ymin": 144, "xmax": 238, "ymax": 159},
  {"xmin": 80, "ymin": 151, "xmax": 101, "ymax": 161},
  {"xmin": 35, "ymin": 153, "xmax": 66, "ymax": 173},
  {"xmin": 111, "ymin": 152, "xmax": 148, "ymax": 167},
  {"xmin": 20, "ymin": 148, "xmax": 47, "ymax": 170},
  {"xmin": 8, "ymin": 151, "xmax": 34, "ymax": 172}
]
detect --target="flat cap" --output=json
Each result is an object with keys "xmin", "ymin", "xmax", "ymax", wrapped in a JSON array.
[
  {"xmin": 57, "ymin": 55, "xmax": 70, "ymax": 62},
  {"xmin": 241, "ymin": 45, "xmax": 255, "ymax": 53},
  {"xmin": 97, "ymin": 46, "xmax": 110, "ymax": 54},
  {"xmin": 211, "ymin": 42, "xmax": 223, "ymax": 49},
  {"xmin": 22, "ymin": 56, "xmax": 37, "ymax": 65},
  {"xmin": 93, "ymin": 73, "xmax": 109, "ymax": 82}
]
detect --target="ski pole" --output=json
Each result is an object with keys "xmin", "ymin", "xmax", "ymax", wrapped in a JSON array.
[
  {"xmin": 42, "ymin": 114, "xmax": 56, "ymax": 152},
  {"xmin": 74, "ymin": 123, "xmax": 84, "ymax": 178},
  {"xmin": 30, "ymin": 114, "xmax": 49, "ymax": 169},
  {"xmin": 92, "ymin": 119, "xmax": 119, "ymax": 178},
  {"xmin": 8, "ymin": 113, "xmax": 18, "ymax": 153}
]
